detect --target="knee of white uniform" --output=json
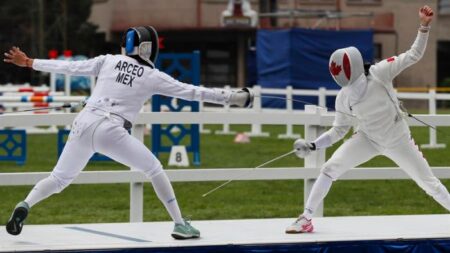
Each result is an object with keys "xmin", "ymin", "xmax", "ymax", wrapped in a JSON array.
[
  {"xmin": 142, "ymin": 162, "xmax": 164, "ymax": 179},
  {"xmin": 49, "ymin": 173, "xmax": 72, "ymax": 193},
  {"xmin": 320, "ymin": 161, "xmax": 344, "ymax": 181}
]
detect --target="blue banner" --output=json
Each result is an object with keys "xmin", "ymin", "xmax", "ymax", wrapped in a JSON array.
[{"xmin": 257, "ymin": 28, "xmax": 373, "ymax": 108}]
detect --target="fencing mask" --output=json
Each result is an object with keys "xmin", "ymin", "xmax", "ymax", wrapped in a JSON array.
[
  {"xmin": 121, "ymin": 26, "xmax": 159, "ymax": 68},
  {"xmin": 329, "ymin": 47, "xmax": 365, "ymax": 88}
]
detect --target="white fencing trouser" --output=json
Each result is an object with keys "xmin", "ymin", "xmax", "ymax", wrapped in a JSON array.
[
  {"xmin": 304, "ymin": 132, "xmax": 450, "ymax": 217},
  {"xmin": 25, "ymin": 108, "xmax": 184, "ymax": 224}
]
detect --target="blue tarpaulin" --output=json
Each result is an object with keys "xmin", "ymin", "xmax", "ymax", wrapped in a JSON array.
[{"xmin": 256, "ymin": 28, "xmax": 373, "ymax": 109}]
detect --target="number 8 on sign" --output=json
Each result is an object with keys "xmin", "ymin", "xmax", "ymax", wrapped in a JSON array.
[
  {"xmin": 169, "ymin": 145, "xmax": 189, "ymax": 167},
  {"xmin": 175, "ymin": 152, "xmax": 182, "ymax": 163}
]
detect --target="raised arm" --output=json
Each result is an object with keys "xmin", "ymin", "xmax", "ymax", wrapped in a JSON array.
[
  {"xmin": 4, "ymin": 47, "xmax": 106, "ymax": 76},
  {"xmin": 370, "ymin": 5, "xmax": 434, "ymax": 83},
  {"xmin": 150, "ymin": 69, "xmax": 253, "ymax": 107}
]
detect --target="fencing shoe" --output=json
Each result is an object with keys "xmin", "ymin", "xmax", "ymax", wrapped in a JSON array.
[
  {"xmin": 6, "ymin": 201, "xmax": 29, "ymax": 235},
  {"xmin": 171, "ymin": 218, "xmax": 200, "ymax": 239},
  {"xmin": 285, "ymin": 215, "xmax": 314, "ymax": 234}
]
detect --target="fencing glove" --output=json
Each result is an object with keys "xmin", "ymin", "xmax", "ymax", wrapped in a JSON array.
[
  {"xmin": 294, "ymin": 139, "xmax": 316, "ymax": 158},
  {"xmin": 230, "ymin": 88, "xmax": 254, "ymax": 108}
]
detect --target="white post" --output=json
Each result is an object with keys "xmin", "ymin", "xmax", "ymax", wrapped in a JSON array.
[
  {"xmin": 63, "ymin": 74, "xmax": 72, "ymax": 130},
  {"xmin": 278, "ymin": 86, "xmax": 300, "ymax": 139},
  {"xmin": 246, "ymin": 85, "xmax": 269, "ymax": 137},
  {"xmin": 215, "ymin": 85, "xmax": 236, "ymax": 135},
  {"xmin": 145, "ymin": 102, "xmax": 152, "ymax": 133},
  {"xmin": 48, "ymin": 74, "xmax": 59, "ymax": 133},
  {"xmin": 130, "ymin": 124, "xmax": 145, "ymax": 222},
  {"xmin": 50, "ymin": 73, "xmax": 56, "ymax": 92},
  {"xmin": 318, "ymin": 87, "xmax": 326, "ymax": 108},
  {"xmin": 421, "ymin": 89, "xmax": 446, "ymax": 149},
  {"xmin": 303, "ymin": 105, "xmax": 327, "ymax": 217},
  {"xmin": 64, "ymin": 74, "xmax": 71, "ymax": 96}
]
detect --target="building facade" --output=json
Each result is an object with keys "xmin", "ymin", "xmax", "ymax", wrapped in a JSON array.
[{"xmin": 89, "ymin": 0, "xmax": 450, "ymax": 89}]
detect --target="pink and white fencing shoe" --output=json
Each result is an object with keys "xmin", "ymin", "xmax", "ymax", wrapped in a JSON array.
[{"xmin": 285, "ymin": 215, "xmax": 314, "ymax": 234}]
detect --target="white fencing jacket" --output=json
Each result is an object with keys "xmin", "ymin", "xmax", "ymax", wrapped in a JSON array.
[
  {"xmin": 33, "ymin": 54, "xmax": 232, "ymax": 122},
  {"xmin": 315, "ymin": 30, "xmax": 429, "ymax": 149}
]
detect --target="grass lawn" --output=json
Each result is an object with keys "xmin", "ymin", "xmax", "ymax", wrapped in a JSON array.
[{"xmin": 0, "ymin": 123, "xmax": 449, "ymax": 225}]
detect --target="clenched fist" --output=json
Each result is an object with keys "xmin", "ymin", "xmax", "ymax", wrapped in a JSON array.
[{"xmin": 419, "ymin": 5, "xmax": 433, "ymax": 27}]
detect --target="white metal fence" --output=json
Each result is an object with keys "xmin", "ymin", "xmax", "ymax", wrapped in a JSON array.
[
  {"xmin": 201, "ymin": 86, "xmax": 450, "ymax": 149},
  {"xmin": 1, "ymin": 107, "xmax": 450, "ymax": 221},
  {"xmin": 2, "ymin": 82, "xmax": 449, "ymax": 147}
]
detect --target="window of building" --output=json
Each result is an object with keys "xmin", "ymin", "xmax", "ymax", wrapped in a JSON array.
[
  {"xmin": 439, "ymin": 0, "xmax": 450, "ymax": 15},
  {"xmin": 346, "ymin": 0, "xmax": 382, "ymax": 6}
]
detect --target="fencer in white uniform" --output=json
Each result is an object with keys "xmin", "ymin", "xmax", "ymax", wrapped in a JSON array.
[
  {"xmin": 4, "ymin": 26, "xmax": 253, "ymax": 239},
  {"xmin": 286, "ymin": 5, "xmax": 450, "ymax": 234}
]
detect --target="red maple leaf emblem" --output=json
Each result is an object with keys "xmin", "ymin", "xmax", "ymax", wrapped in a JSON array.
[
  {"xmin": 158, "ymin": 37, "xmax": 165, "ymax": 49},
  {"xmin": 387, "ymin": 57, "xmax": 395, "ymax": 62},
  {"xmin": 329, "ymin": 61, "xmax": 342, "ymax": 76}
]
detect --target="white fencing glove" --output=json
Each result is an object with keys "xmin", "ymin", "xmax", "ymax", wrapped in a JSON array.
[
  {"xmin": 293, "ymin": 139, "xmax": 316, "ymax": 158},
  {"xmin": 230, "ymin": 88, "xmax": 254, "ymax": 108}
]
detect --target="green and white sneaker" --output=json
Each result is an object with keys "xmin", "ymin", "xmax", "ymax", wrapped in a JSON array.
[
  {"xmin": 6, "ymin": 201, "xmax": 29, "ymax": 236},
  {"xmin": 171, "ymin": 219, "xmax": 200, "ymax": 239}
]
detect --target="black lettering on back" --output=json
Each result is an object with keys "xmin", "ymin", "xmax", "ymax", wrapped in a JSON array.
[
  {"xmin": 115, "ymin": 61, "xmax": 122, "ymax": 71},
  {"xmin": 127, "ymin": 64, "xmax": 133, "ymax": 73},
  {"xmin": 116, "ymin": 72, "xmax": 125, "ymax": 83},
  {"xmin": 132, "ymin": 65, "xmax": 138, "ymax": 76},
  {"xmin": 137, "ymin": 67, "xmax": 144, "ymax": 77},
  {"xmin": 121, "ymin": 62, "xmax": 128, "ymax": 72}
]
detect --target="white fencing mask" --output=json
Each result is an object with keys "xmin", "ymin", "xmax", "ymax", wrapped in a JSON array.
[
  {"xmin": 329, "ymin": 47, "xmax": 368, "ymax": 106},
  {"xmin": 329, "ymin": 47, "xmax": 365, "ymax": 88}
]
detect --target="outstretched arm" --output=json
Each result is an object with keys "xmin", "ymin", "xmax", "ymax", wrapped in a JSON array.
[
  {"xmin": 4, "ymin": 47, "xmax": 106, "ymax": 76},
  {"xmin": 370, "ymin": 5, "xmax": 434, "ymax": 83},
  {"xmin": 150, "ymin": 69, "xmax": 253, "ymax": 107}
]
